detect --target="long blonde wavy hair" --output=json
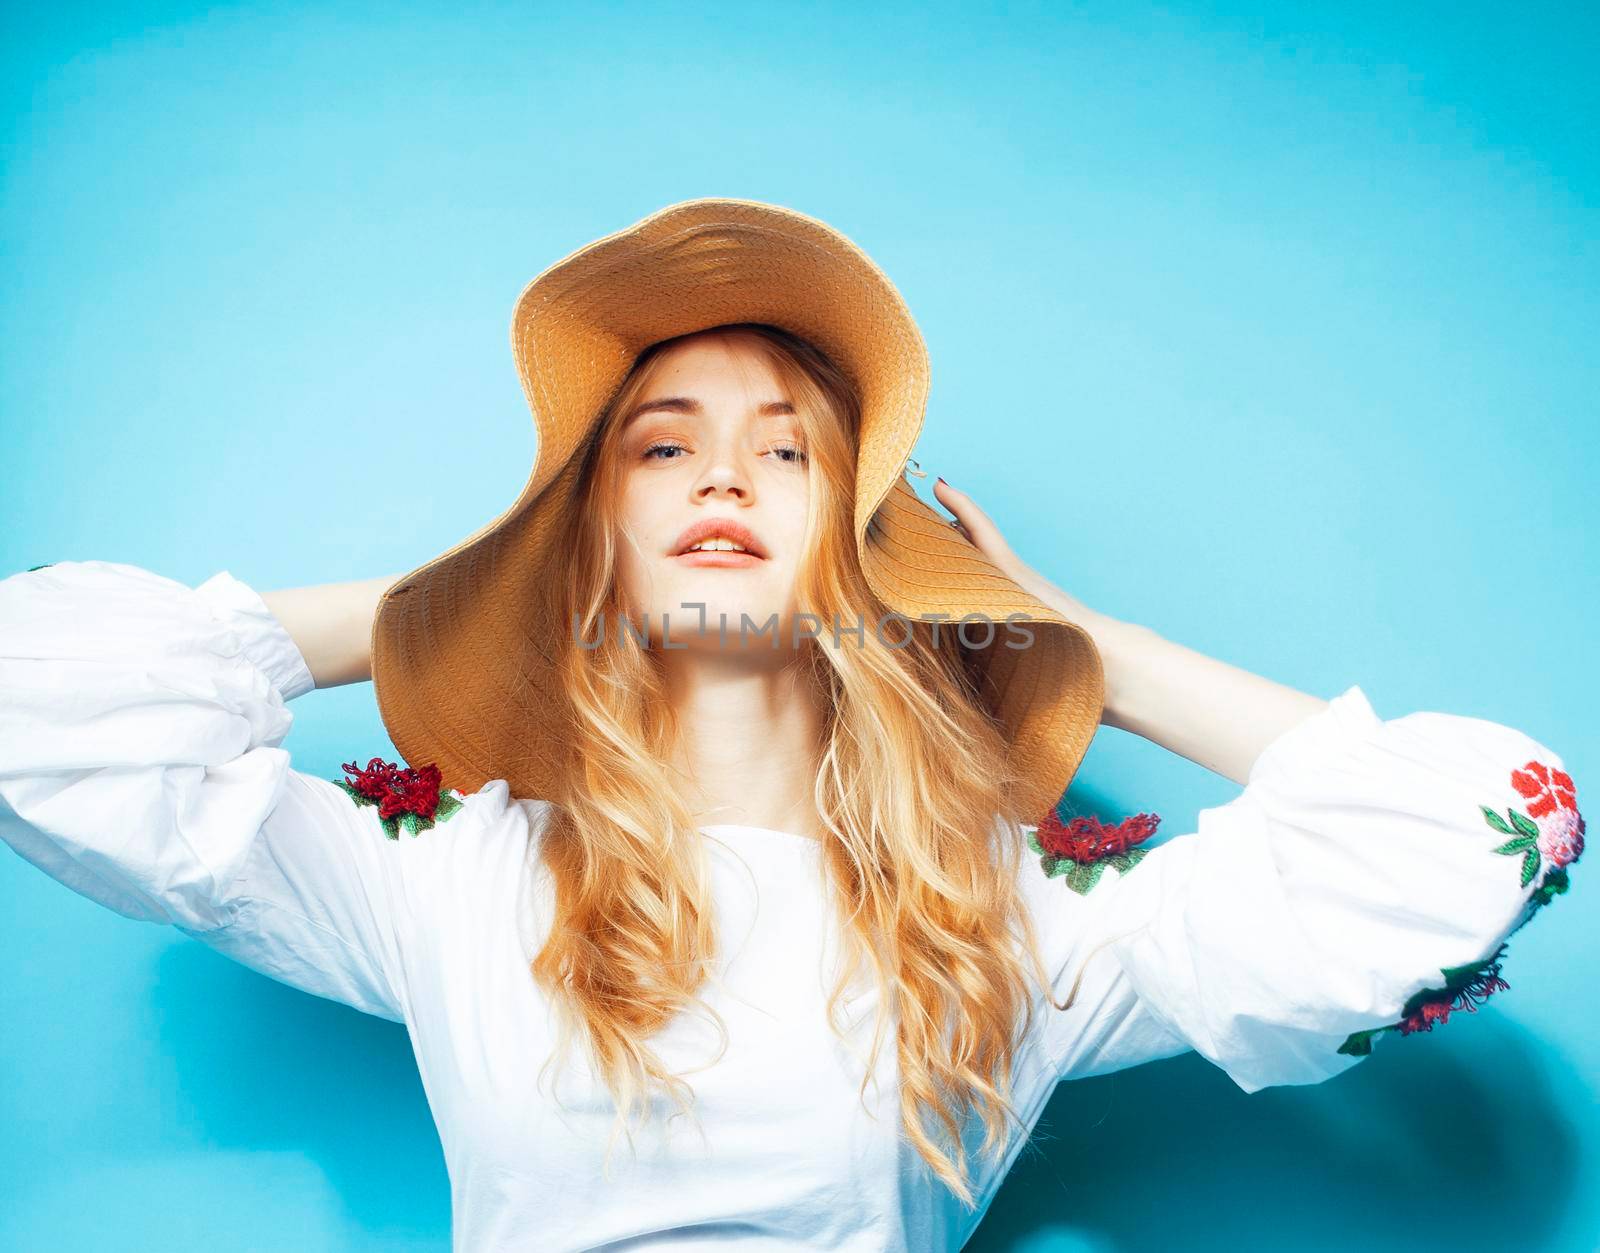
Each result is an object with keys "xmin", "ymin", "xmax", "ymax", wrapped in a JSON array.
[{"xmin": 528, "ymin": 321, "xmax": 1074, "ymax": 1208}]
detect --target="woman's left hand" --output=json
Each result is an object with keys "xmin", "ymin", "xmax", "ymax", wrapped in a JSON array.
[
  {"xmin": 930, "ymin": 477, "xmax": 1111, "ymax": 632},
  {"xmin": 930, "ymin": 481, "xmax": 1328, "ymax": 772}
]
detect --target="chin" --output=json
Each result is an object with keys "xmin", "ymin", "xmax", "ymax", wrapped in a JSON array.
[{"xmin": 643, "ymin": 587, "xmax": 795, "ymax": 647}]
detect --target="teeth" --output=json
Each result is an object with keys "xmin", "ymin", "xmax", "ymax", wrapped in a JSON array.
[{"xmin": 686, "ymin": 538, "xmax": 749, "ymax": 553}]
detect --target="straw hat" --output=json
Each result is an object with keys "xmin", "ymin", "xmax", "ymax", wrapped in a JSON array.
[{"xmin": 370, "ymin": 197, "xmax": 1104, "ymax": 824}]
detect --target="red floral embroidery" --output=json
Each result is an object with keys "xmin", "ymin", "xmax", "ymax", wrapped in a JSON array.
[
  {"xmin": 1508, "ymin": 758, "xmax": 1585, "ymax": 870},
  {"xmin": 1028, "ymin": 810, "xmax": 1162, "ymax": 895},
  {"xmin": 1396, "ymin": 962, "xmax": 1511, "ymax": 1036},
  {"xmin": 1511, "ymin": 760, "xmax": 1579, "ymax": 822},
  {"xmin": 341, "ymin": 757, "xmax": 444, "ymax": 820},
  {"xmin": 1036, "ymin": 811, "xmax": 1161, "ymax": 863},
  {"xmin": 1338, "ymin": 944, "xmax": 1512, "ymax": 1056},
  {"xmin": 334, "ymin": 756, "xmax": 464, "ymax": 839},
  {"xmin": 1485, "ymin": 757, "xmax": 1584, "ymax": 890}
]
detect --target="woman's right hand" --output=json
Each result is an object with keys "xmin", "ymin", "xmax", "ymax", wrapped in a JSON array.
[{"xmin": 260, "ymin": 574, "xmax": 403, "ymax": 689}]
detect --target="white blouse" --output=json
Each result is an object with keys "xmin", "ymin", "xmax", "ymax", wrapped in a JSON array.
[{"xmin": 0, "ymin": 559, "xmax": 1583, "ymax": 1252}]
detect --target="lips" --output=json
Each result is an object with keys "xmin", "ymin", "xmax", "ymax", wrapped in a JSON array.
[{"xmin": 671, "ymin": 517, "xmax": 769, "ymax": 559}]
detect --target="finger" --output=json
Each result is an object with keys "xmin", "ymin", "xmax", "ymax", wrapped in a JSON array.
[
  {"xmin": 934, "ymin": 478, "xmax": 1017, "ymax": 559},
  {"xmin": 932, "ymin": 478, "xmax": 977, "ymax": 537}
]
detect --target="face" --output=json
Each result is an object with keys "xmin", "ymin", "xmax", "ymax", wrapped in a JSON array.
[{"xmin": 614, "ymin": 335, "xmax": 811, "ymax": 654}]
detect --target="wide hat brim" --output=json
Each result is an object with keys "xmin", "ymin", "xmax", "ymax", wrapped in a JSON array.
[{"xmin": 371, "ymin": 197, "xmax": 1104, "ymax": 823}]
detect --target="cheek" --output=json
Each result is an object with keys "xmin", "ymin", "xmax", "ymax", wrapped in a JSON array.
[
  {"xmin": 615, "ymin": 475, "xmax": 647, "ymax": 530},
  {"xmin": 608, "ymin": 484, "xmax": 651, "ymax": 592},
  {"xmin": 775, "ymin": 484, "xmax": 811, "ymax": 561},
  {"xmin": 614, "ymin": 481, "xmax": 661, "ymax": 555}
]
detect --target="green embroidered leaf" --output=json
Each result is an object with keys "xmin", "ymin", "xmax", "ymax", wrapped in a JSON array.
[
  {"xmin": 1534, "ymin": 867, "xmax": 1571, "ymax": 905},
  {"xmin": 379, "ymin": 813, "xmax": 402, "ymax": 840},
  {"xmin": 1493, "ymin": 834, "xmax": 1537, "ymax": 855},
  {"xmin": 1520, "ymin": 848, "xmax": 1540, "ymax": 888},
  {"xmin": 1337, "ymin": 1028, "xmax": 1383, "ymax": 1057},
  {"xmin": 1480, "ymin": 806, "xmax": 1513, "ymax": 834},
  {"xmin": 398, "ymin": 810, "xmax": 434, "ymax": 837},
  {"xmin": 334, "ymin": 778, "xmax": 372, "ymax": 806},
  {"xmin": 1439, "ymin": 946, "xmax": 1506, "ymax": 988},
  {"xmin": 434, "ymin": 792, "xmax": 464, "ymax": 824},
  {"xmin": 1026, "ymin": 829, "xmax": 1045, "ymax": 856},
  {"xmin": 1105, "ymin": 848, "xmax": 1148, "ymax": 875},
  {"xmin": 1065, "ymin": 861, "xmax": 1107, "ymax": 895},
  {"xmin": 1044, "ymin": 855, "xmax": 1071, "ymax": 879},
  {"xmin": 1509, "ymin": 808, "xmax": 1540, "ymax": 841}
]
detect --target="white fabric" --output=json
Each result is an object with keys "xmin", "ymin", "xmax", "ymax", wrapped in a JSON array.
[{"xmin": 0, "ymin": 559, "xmax": 1574, "ymax": 1251}]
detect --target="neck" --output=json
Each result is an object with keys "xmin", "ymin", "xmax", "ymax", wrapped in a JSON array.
[{"xmin": 659, "ymin": 644, "xmax": 827, "ymax": 840}]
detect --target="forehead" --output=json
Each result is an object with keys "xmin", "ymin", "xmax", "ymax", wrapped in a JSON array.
[
  {"xmin": 644, "ymin": 336, "xmax": 788, "ymax": 392},
  {"xmin": 622, "ymin": 340, "xmax": 798, "ymax": 430},
  {"xmin": 621, "ymin": 394, "xmax": 797, "ymax": 429}
]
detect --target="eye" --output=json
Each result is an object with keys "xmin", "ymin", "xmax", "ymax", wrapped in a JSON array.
[{"xmin": 640, "ymin": 440, "xmax": 808, "ymax": 465}]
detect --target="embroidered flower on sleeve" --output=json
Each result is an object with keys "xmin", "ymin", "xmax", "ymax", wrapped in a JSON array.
[
  {"xmin": 334, "ymin": 756, "xmax": 465, "ymax": 840},
  {"xmin": 1027, "ymin": 810, "xmax": 1162, "ymax": 895},
  {"xmin": 1338, "ymin": 944, "xmax": 1511, "ymax": 1057},
  {"xmin": 1483, "ymin": 758, "xmax": 1583, "ymax": 902},
  {"xmin": 1337, "ymin": 758, "xmax": 1582, "ymax": 1059}
]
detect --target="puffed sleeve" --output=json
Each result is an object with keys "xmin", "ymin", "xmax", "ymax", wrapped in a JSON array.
[
  {"xmin": 1027, "ymin": 684, "xmax": 1582, "ymax": 1092},
  {"xmin": 0, "ymin": 559, "xmax": 470, "ymax": 1024}
]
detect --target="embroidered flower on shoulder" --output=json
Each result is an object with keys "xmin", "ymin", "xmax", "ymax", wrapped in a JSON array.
[
  {"xmin": 1026, "ymin": 810, "xmax": 1161, "ymax": 896},
  {"xmin": 1483, "ymin": 757, "xmax": 1583, "ymax": 903},
  {"xmin": 334, "ymin": 756, "xmax": 465, "ymax": 840}
]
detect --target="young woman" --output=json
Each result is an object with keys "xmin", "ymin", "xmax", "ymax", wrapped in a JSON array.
[{"xmin": 0, "ymin": 199, "xmax": 1583, "ymax": 1252}]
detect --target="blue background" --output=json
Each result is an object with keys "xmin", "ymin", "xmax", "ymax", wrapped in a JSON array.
[{"xmin": 2, "ymin": 2, "xmax": 1595, "ymax": 1249}]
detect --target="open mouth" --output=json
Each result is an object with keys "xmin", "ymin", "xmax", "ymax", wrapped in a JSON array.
[{"xmin": 671, "ymin": 519, "xmax": 769, "ymax": 562}]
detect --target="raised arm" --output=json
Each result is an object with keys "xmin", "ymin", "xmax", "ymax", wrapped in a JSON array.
[
  {"xmin": 0, "ymin": 560, "xmax": 477, "ymax": 1022},
  {"xmin": 259, "ymin": 572, "xmax": 404, "ymax": 690},
  {"xmin": 933, "ymin": 478, "xmax": 1581, "ymax": 1088}
]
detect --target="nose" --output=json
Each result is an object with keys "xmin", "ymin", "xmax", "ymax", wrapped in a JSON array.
[{"xmin": 691, "ymin": 444, "xmax": 754, "ymax": 502}]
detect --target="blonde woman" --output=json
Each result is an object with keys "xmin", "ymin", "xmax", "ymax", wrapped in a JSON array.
[{"xmin": 0, "ymin": 200, "xmax": 1583, "ymax": 1252}]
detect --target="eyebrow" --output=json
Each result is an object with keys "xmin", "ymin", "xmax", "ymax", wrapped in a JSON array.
[{"xmin": 622, "ymin": 396, "xmax": 797, "ymax": 426}]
